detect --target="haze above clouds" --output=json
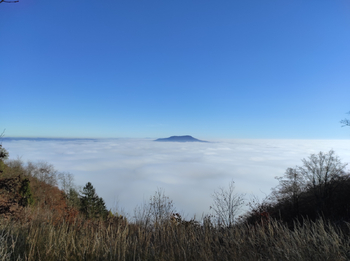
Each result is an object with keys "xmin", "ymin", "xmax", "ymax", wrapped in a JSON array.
[{"xmin": 3, "ymin": 138, "xmax": 350, "ymax": 218}]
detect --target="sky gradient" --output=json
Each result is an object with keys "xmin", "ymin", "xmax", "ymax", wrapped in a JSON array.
[{"xmin": 1, "ymin": 0, "xmax": 350, "ymax": 139}]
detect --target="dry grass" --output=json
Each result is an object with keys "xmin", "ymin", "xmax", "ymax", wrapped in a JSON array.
[{"xmin": 0, "ymin": 211, "xmax": 350, "ymax": 261}]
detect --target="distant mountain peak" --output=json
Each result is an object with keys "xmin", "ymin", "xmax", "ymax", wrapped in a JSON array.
[{"xmin": 154, "ymin": 135, "xmax": 207, "ymax": 142}]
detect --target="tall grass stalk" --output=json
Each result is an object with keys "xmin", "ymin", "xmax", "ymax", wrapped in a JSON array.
[{"xmin": 0, "ymin": 214, "xmax": 349, "ymax": 261}]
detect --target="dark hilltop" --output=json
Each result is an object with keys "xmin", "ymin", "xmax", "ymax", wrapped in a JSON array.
[{"xmin": 154, "ymin": 135, "xmax": 207, "ymax": 142}]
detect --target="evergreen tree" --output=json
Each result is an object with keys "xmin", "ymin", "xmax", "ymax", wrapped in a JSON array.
[
  {"xmin": 67, "ymin": 188, "xmax": 80, "ymax": 208},
  {"xmin": 79, "ymin": 182, "xmax": 107, "ymax": 219},
  {"xmin": 0, "ymin": 144, "xmax": 9, "ymax": 174},
  {"xmin": 96, "ymin": 197, "xmax": 108, "ymax": 219},
  {"xmin": 19, "ymin": 178, "xmax": 34, "ymax": 207}
]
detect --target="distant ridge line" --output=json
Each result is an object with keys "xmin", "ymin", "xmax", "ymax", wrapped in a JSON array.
[{"xmin": 154, "ymin": 135, "xmax": 207, "ymax": 143}]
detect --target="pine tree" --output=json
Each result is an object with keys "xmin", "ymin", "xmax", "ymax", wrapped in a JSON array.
[
  {"xmin": 79, "ymin": 182, "xmax": 107, "ymax": 219},
  {"xmin": 96, "ymin": 197, "xmax": 108, "ymax": 219}
]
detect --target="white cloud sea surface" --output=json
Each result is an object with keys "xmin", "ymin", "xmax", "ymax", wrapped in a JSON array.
[{"xmin": 3, "ymin": 138, "xmax": 350, "ymax": 219}]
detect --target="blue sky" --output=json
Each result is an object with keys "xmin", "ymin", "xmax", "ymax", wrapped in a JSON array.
[{"xmin": 1, "ymin": 0, "xmax": 350, "ymax": 139}]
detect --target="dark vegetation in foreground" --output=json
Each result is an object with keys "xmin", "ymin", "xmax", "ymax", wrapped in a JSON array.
[{"xmin": 0, "ymin": 143, "xmax": 350, "ymax": 260}]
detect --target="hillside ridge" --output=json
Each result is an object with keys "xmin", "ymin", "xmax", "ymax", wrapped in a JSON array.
[{"xmin": 154, "ymin": 135, "xmax": 207, "ymax": 142}]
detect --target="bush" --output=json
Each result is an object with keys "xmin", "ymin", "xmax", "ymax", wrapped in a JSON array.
[{"xmin": 19, "ymin": 178, "xmax": 34, "ymax": 207}]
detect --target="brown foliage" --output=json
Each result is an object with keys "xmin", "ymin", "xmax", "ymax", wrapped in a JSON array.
[
  {"xmin": 0, "ymin": 175, "xmax": 28, "ymax": 220},
  {"xmin": 0, "ymin": 160, "xmax": 82, "ymax": 226}
]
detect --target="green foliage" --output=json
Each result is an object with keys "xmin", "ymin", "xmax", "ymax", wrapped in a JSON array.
[
  {"xmin": 67, "ymin": 187, "xmax": 80, "ymax": 208},
  {"xmin": 96, "ymin": 197, "xmax": 108, "ymax": 218},
  {"xmin": 0, "ymin": 144, "xmax": 9, "ymax": 160},
  {"xmin": 18, "ymin": 178, "xmax": 34, "ymax": 207},
  {"xmin": 79, "ymin": 182, "xmax": 108, "ymax": 219},
  {"xmin": 0, "ymin": 144, "xmax": 9, "ymax": 174}
]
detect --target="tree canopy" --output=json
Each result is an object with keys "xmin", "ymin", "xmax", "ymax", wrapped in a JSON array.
[{"xmin": 79, "ymin": 182, "xmax": 108, "ymax": 219}]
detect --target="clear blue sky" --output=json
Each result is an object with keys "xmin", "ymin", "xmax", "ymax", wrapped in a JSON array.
[{"xmin": 1, "ymin": 0, "xmax": 349, "ymax": 139}]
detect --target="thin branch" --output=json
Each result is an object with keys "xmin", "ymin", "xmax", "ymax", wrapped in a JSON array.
[
  {"xmin": 340, "ymin": 118, "xmax": 350, "ymax": 127},
  {"xmin": 340, "ymin": 111, "xmax": 350, "ymax": 127},
  {"xmin": 0, "ymin": 129, "xmax": 5, "ymax": 138},
  {"xmin": 0, "ymin": 129, "xmax": 5, "ymax": 146},
  {"xmin": 0, "ymin": 0, "xmax": 19, "ymax": 3}
]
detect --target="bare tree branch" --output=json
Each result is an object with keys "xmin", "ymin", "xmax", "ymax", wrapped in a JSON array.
[
  {"xmin": 300, "ymin": 150, "xmax": 347, "ymax": 189},
  {"xmin": 298, "ymin": 150, "xmax": 348, "ymax": 215},
  {"xmin": 0, "ymin": 0, "xmax": 19, "ymax": 3},
  {"xmin": 0, "ymin": 129, "xmax": 5, "ymax": 147},
  {"xmin": 340, "ymin": 111, "xmax": 350, "ymax": 127},
  {"xmin": 134, "ymin": 188, "xmax": 176, "ymax": 226},
  {"xmin": 0, "ymin": 129, "xmax": 5, "ymax": 139},
  {"xmin": 210, "ymin": 180, "xmax": 245, "ymax": 227}
]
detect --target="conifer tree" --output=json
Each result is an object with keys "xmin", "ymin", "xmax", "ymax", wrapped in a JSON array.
[
  {"xmin": 96, "ymin": 197, "xmax": 108, "ymax": 219},
  {"xmin": 66, "ymin": 188, "xmax": 80, "ymax": 208},
  {"xmin": 80, "ymin": 182, "xmax": 107, "ymax": 219},
  {"xmin": 19, "ymin": 178, "xmax": 34, "ymax": 207}
]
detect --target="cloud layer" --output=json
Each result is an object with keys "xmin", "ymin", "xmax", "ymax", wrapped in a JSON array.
[{"xmin": 3, "ymin": 138, "xmax": 350, "ymax": 218}]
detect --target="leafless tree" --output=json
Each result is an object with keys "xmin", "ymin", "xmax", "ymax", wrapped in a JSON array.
[
  {"xmin": 134, "ymin": 188, "xmax": 176, "ymax": 226},
  {"xmin": 300, "ymin": 150, "xmax": 347, "ymax": 189},
  {"xmin": 58, "ymin": 172, "xmax": 75, "ymax": 194},
  {"xmin": 299, "ymin": 150, "xmax": 348, "ymax": 214},
  {"xmin": 272, "ymin": 167, "xmax": 306, "ymax": 215},
  {"xmin": 210, "ymin": 180, "xmax": 245, "ymax": 227},
  {"xmin": 133, "ymin": 200, "xmax": 152, "ymax": 227},
  {"xmin": 4, "ymin": 157, "xmax": 24, "ymax": 173},
  {"xmin": 148, "ymin": 188, "xmax": 176, "ymax": 224},
  {"xmin": 26, "ymin": 161, "xmax": 58, "ymax": 186}
]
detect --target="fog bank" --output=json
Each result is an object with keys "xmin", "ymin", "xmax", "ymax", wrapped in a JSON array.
[{"xmin": 3, "ymin": 138, "xmax": 350, "ymax": 218}]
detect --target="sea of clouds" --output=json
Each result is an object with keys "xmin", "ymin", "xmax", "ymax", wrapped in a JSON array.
[{"xmin": 2, "ymin": 138, "xmax": 350, "ymax": 219}]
